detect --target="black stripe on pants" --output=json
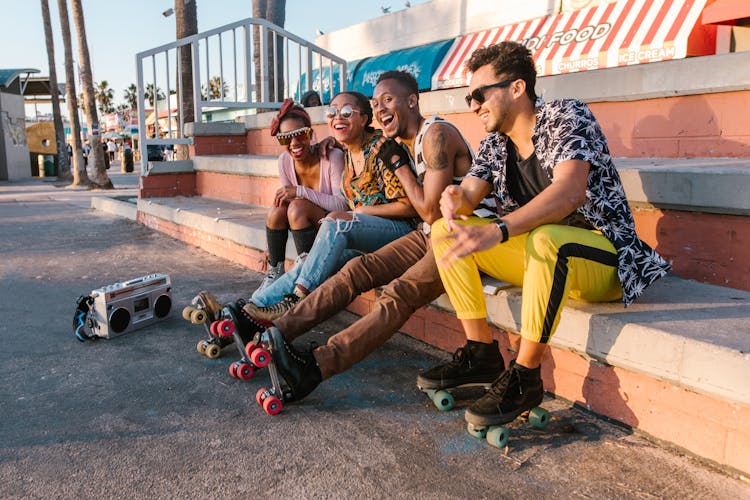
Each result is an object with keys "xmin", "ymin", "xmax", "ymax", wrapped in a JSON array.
[{"xmin": 541, "ymin": 243, "xmax": 618, "ymax": 344}]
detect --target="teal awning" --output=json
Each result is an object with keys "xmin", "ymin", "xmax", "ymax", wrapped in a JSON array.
[{"xmin": 350, "ymin": 39, "xmax": 454, "ymax": 97}]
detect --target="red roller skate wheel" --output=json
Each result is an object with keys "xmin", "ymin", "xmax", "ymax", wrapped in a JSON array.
[
  {"xmin": 237, "ymin": 362, "xmax": 254, "ymax": 380},
  {"xmin": 250, "ymin": 347, "xmax": 270, "ymax": 368},
  {"xmin": 229, "ymin": 361, "xmax": 239, "ymax": 378},
  {"xmin": 218, "ymin": 319, "xmax": 234, "ymax": 336},
  {"xmin": 256, "ymin": 388, "xmax": 267, "ymax": 406},
  {"xmin": 263, "ymin": 395, "xmax": 282, "ymax": 415},
  {"xmin": 210, "ymin": 321, "xmax": 220, "ymax": 337},
  {"xmin": 244, "ymin": 342, "xmax": 257, "ymax": 358}
]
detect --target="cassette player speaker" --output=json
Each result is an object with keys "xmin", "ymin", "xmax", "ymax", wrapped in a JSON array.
[{"xmin": 89, "ymin": 273, "xmax": 172, "ymax": 338}]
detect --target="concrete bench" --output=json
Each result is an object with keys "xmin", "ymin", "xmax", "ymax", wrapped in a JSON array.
[{"xmin": 134, "ymin": 195, "xmax": 750, "ymax": 405}]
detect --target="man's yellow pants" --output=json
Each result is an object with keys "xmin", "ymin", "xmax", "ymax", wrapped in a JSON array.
[{"xmin": 431, "ymin": 217, "xmax": 622, "ymax": 343}]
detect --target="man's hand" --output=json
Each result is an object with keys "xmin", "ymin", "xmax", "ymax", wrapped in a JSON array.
[
  {"xmin": 317, "ymin": 136, "xmax": 341, "ymax": 160},
  {"xmin": 376, "ymin": 138, "xmax": 411, "ymax": 174},
  {"xmin": 437, "ymin": 222, "xmax": 502, "ymax": 269},
  {"xmin": 274, "ymin": 186, "xmax": 297, "ymax": 207},
  {"xmin": 439, "ymin": 185, "xmax": 466, "ymax": 228}
]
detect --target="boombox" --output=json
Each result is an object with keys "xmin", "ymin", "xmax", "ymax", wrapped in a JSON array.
[{"xmin": 89, "ymin": 273, "xmax": 172, "ymax": 338}]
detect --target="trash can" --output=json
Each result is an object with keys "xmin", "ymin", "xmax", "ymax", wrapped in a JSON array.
[
  {"xmin": 122, "ymin": 149, "xmax": 134, "ymax": 173},
  {"xmin": 37, "ymin": 155, "xmax": 56, "ymax": 177}
]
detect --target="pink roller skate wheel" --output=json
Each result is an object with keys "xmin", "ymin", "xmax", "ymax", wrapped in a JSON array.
[{"xmin": 263, "ymin": 395, "xmax": 282, "ymax": 415}]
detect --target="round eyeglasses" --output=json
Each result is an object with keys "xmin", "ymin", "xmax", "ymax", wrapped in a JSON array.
[{"xmin": 324, "ymin": 105, "xmax": 360, "ymax": 120}]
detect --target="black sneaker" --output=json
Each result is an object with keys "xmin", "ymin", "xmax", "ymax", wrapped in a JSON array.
[
  {"xmin": 265, "ymin": 327, "xmax": 321, "ymax": 402},
  {"xmin": 464, "ymin": 361, "xmax": 544, "ymax": 427},
  {"xmin": 417, "ymin": 340, "xmax": 505, "ymax": 390}
]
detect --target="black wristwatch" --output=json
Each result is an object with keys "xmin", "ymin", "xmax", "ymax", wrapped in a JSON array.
[{"xmin": 495, "ymin": 219, "xmax": 509, "ymax": 243}]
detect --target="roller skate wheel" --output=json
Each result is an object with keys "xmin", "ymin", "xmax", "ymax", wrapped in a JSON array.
[
  {"xmin": 263, "ymin": 395, "xmax": 282, "ymax": 415},
  {"xmin": 249, "ymin": 347, "xmax": 270, "ymax": 368},
  {"xmin": 431, "ymin": 390, "xmax": 454, "ymax": 411},
  {"xmin": 467, "ymin": 422, "xmax": 487, "ymax": 439},
  {"xmin": 190, "ymin": 308, "xmax": 207, "ymax": 324},
  {"xmin": 528, "ymin": 407, "xmax": 550, "ymax": 429},
  {"xmin": 209, "ymin": 321, "xmax": 220, "ymax": 337},
  {"xmin": 229, "ymin": 361, "xmax": 239, "ymax": 378},
  {"xmin": 237, "ymin": 362, "xmax": 254, "ymax": 380},
  {"xmin": 486, "ymin": 426, "xmax": 509, "ymax": 449},
  {"xmin": 196, "ymin": 339, "xmax": 207, "ymax": 354},
  {"xmin": 205, "ymin": 344, "xmax": 221, "ymax": 359},
  {"xmin": 218, "ymin": 319, "xmax": 234, "ymax": 336},
  {"xmin": 244, "ymin": 341, "xmax": 257, "ymax": 358},
  {"xmin": 182, "ymin": 306, "xmax": 195, "ymax": 321},
  {"xmin": 256, "ymin": 388, "xmax": 268, "ymax": 406}
]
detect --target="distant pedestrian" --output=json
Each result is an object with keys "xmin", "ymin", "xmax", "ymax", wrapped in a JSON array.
[{"xmin": 107, "ymin": 140, "xmax": 116, "ymax": 161}]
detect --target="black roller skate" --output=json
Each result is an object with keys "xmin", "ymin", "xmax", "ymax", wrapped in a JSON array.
[
  {"xmin": 183, "ymin": 291, "xmax": 234, "ymax": 359},
  {"xmin": 416, "ymin": 340, "xmax": 505, "ymax": 411},
  {"xmin": 211, "ymin": 299, "xmax": 273, "ymax": 381},
  {"xmin": 255, "ymin": 327, "xmax": 322, "ymax": 415}
]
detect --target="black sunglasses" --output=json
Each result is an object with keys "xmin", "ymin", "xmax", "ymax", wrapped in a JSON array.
[{"xmin": 464, "ymin": 79, "xmax": 514, "ymax": 107}]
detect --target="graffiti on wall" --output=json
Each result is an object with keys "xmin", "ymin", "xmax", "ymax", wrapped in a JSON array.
[{"xmin": 2, "ymin": 111, "xmax": 27, "ymax": 146}]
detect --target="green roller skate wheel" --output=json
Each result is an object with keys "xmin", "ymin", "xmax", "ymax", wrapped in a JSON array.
[
  {"xmin": 466, "ymin": 422, "xmax": 487, "ymax": 439},
  {"xmin": 431, "ymin": 390, "xmax": 454, "ymax": 411},
  {"xmin": 528, "ymin": 407, "xmax": 550, "ymax": 429},
  {"xmin": 486, "ymin": 426, "xmax": 509, "ymax": 449}
]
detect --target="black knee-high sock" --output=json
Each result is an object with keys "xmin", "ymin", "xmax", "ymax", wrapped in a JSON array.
[
  {"xmin": 266, "ymin": 227, "xmax": 288, "ymax": 267},
  {"xmin": 291, "ymin": 226, "xmax": 316, "ymax": 255}
]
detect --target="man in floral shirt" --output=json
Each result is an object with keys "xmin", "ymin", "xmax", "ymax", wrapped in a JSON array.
[{"xmin": 425, "ymin": 41, "xmax": 670, "ymax": 428}]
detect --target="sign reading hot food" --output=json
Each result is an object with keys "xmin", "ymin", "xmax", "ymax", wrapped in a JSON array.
[{"xmin": 432, "ymin": 0, "xmax": 716, "ymax": 90}]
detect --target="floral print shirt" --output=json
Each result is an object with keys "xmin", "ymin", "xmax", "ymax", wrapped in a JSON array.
[
  {"xmin": 468, "ymin": 98, "xmax": 671, "ymax": 306},
  {"xmin": 341, "ymin": 130, "xmax": 409, "ymax": 210}
]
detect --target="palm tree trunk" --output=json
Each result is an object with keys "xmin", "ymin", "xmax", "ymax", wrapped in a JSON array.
[
  {"xmin": 57, "ymin": 0, "xmax": 90, "ymax": 187},
  {"xmin": 175, "ymin": 0, "xmax": 197, "ymax": 161},
  {"xmin": 40, "ymin": 0, "xmax": 72, "ymax": 181},
  {"xmin": 252, "ymin": 0, "xmax": 286, "ymax": 106},
  {"xmin": 70, "ymin": 0, "xmax": 113, "ymax": 189}
]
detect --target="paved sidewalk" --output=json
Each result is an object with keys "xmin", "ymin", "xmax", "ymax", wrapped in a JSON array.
[{"xmin": 0, "ymin": 175, "xmax": 748, "ymax": 498}]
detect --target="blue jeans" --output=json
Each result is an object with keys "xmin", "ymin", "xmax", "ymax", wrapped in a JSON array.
[{"xmin": 251, "ymin": 213, "xmax": 415, "ymax": 306}]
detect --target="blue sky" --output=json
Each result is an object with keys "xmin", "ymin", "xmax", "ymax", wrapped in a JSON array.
[{"xmin": 1, "ymin": 0, "xmax": 427, "ymax": 110}]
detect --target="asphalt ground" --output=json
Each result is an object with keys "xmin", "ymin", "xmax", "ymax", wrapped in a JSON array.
[{"xmin": 1, "ymin": 172, "xmax": 748, "ymax": 498}]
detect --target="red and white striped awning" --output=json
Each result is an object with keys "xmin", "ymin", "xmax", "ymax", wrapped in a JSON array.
[{"xmin": 432, "ymin": 0, "xmax": 715, "ymax": 90}]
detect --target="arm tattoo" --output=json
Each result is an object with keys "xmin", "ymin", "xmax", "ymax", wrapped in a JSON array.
[{"xmin": 425, "ymin": 127, "xmax": 450, "ymax": 171}]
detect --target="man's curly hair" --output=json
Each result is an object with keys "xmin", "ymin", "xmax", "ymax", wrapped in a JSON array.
[{"xmin": 466, "ymin": 41, "xmax": 537, "ymax": 101}]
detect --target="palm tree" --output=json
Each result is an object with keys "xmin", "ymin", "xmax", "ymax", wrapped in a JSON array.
[
  {"xmin": 123, "ymin": 83, "xmax": 138, "ymax": 111},
  {"xmin": 95, "ymin": 80, "xmax": 115, "ymax": 114},
  {"xmin": 57, "ymin": 0, "xmax": 90, "ymax": 187},
  {"xmin": 175, "ymin": 0, "xmax": 197, "ymax": 161},
  {"xmin": 145, "ymin": 83, "xmax": 166, "ymax": 107},
  {"xmin": 40, "ymin": 0, "xmax": 71, "ymax": 181},
  {"xmin": 201, "ymin": 76, "xmax": 229, "ymax": 100},
  {"xmin": 71, "ymin": 0, "xmax": 112, "ymax": 189},
  {"xmin": 252, "ymin": 0, "xmax": 286, "ymax": 103}
]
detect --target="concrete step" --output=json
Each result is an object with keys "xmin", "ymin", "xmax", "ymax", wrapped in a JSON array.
[
  {"xmin": 188, "ymin": 154, "xmax": 750, "ymax": 215},
  {"xmin": 129, "ymin": 194, "xmax": 750, "ymax": 474}
]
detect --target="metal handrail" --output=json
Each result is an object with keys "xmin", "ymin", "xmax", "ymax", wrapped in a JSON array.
[{"xmin": 135, "ymin": 17, "xmax": 346, "ymax": 171}]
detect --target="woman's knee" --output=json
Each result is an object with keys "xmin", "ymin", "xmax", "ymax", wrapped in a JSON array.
[
  {"xmin": 266, "ymin": 206, "xmax": 289, "ymax": 229},
  {"xmin": 287, "ymin": 199, "xmax": 323, "ymax": 228}
]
